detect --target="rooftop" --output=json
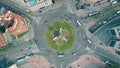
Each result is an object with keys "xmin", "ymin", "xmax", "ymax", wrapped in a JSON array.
[
  {"xmin": 0, "ymin": 7, "xmax": 28, "ymax": 47},
  {"xmin": 0, "ymin": 7, "xmax": 28, "ymax": 37},
  {"xmin": 109, "ymin": 26, "xmax": 120, "ymax": 51},
  {"xmin": 0, "ymin": 33, "xmax": 6, "ymax": 48}
]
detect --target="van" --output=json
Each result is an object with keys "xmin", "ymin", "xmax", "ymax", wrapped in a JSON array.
[
  {"xmin": 58, "ymin": 54, "xmax": 64, "ymax": 57},
  {"xmin": 76, "ymin": 20, "xmax": 81, "ymax": 26}
]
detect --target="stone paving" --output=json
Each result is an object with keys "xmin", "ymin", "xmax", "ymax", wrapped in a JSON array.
[
  {"xmin": 28, "ymin": 55, "xmax": 56, "ymax": 68},
  {"xmin": 67, "ymin": 54, "xmax": 105, "ymax": 68}
]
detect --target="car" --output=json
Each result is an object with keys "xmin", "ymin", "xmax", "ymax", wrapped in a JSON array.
[
  {"xmin": 104, "ymin": 60, "xmax": 110, "ymax": 64},
  {"xmin": 78, "ymin": 32, "xmax": 81, "ymax": 36},
  {"xmin": 72, "ymin": 52, "xmax": 76, "ymax": 55},
  {"xmin": 39, "ymin": 10, "xmax": 42, "ymax": 13},
  {"xmin": 25, "ymin": 9, "xmax": 30, "ymax": 12},
  {"xmin": 57, "ymin": 54, "xmax": 64, "ymax": 57},
  {"xmin": 112, "ymin": 1, "xmax": 117, "ymax": 4},
  {"xmin": 27, "ymin": 52, "xmax": 34, "ymax": 56},
  {"xmin": 117, "ymin": 11, "xmax": 120, "ymax": 13},
  {"xmin": 103, "ymin": 21, "xmax": 107, "ymax": 24},
  {"xmin": 98, "ymin": 22, "xmax": 102, "ymax": 24},
  {"xmin": 57, "ymin": 52, "xmax": 64, "ymax": 57},
  {"xmin": 45, "ymin": 20, "xmax": 48, "ymax": 25},
  {"xmin": 113, "ymin": 14, "xmax": 117, "ymax": 16},
  {"xmin": 66, "ymin": 51, "xmax": 69, "ymax": 53}
]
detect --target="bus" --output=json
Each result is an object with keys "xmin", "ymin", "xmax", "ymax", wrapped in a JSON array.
[
  {"xmin": 86, "ymin": 38, "xmax": 92, "ymax": 44},
  {"xmin": 76, "ymin": 20, "xmax": 81, "ymax": 26}
]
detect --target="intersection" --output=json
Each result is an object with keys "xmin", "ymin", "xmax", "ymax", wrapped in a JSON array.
[{"xmin": 0, "ymin": 0, "xmax": 120, "ymax": 68}]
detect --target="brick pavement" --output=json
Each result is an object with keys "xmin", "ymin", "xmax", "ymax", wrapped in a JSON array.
[
  {"xmin": 28, "ymin": 55, "xmax": 55, "ymax": 68},
  {"xmin": 67, "ymin": 54, "xmax": 105, "ymax": 68}
]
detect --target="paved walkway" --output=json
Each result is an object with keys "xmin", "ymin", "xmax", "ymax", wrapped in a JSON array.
[
  {"xmin": 83, "ymin": 20, "xmax": 97, "ymax": 38},
  {"xmin": 67, "ymin": 54, "xmax": 105, "ymax": 68},
  {"xmin": 28, "ymin": 55, "xmax": 56, "ymax": 68},
  {"xmin": 83, "ymin": 19, "xmax": 116, "ymax": 54}
]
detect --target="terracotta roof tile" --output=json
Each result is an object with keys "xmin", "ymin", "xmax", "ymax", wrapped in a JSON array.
[{"xmin": 0, "ymin": 33, "xmax": 6, "ymax": 48}]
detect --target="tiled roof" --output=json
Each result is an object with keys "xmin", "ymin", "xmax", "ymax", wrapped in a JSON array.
[{"xmin": 0, "ymin": 33, "xmax": 6, "ymax": 48}]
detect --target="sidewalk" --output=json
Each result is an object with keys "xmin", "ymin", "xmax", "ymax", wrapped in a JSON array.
[
  {"xmin": 17, "ymin": 23, "xmax": 34, "ymax": 43},
  {"xmin": 67, "ymin": 54, "xmax": 105, "ymax": 68},
  {"xmin": 83, "ymin": 18, "xmax": 116, "ymax": 54},
  {"xmin": 33, "ymin": 0, "xmax": 63, "ymax": 16},
  {"xmin": 83, "ymin": 20, "xmax": 97, "ymax": 38}
]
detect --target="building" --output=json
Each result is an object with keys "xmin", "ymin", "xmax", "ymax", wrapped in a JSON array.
[
  {"xmin": 0, "ymin": 7, "xmax": 7, "ymax": 48},
  {"xmin": 0, "ymin": 33, "xmax": 7, "ymax": 48},
  {"xmin": 10, "ymin": 0, "xmax": 53, "ymax": 12},
  {"xmin": 7, "ymin": 12, "xmax": 28, "ymax": 37},
  {"xmin": 0, "ymin": 7, "xmax": 28, "ymax": 48},
  {"xmin": 67, "ymin": 55, "xmax": 105, "ymax": 68},
  {"xmin": 0, "ymin": 7, "xmax": 28, "ymax": 37},
  {"xmin": 109, "ymin": 26, "xmax": 120, "ymax": 51},
  {"xmin": 28, "ymin": 0, "xmax": 53, "ymax": 12}
]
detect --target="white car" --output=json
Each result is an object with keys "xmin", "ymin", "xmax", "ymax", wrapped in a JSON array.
[
  {"xmin": 72, "ymin": 52, "xmax": 76, "ymax": 55},
  {"xmin": 58, "ymin": 54, "xmax": 64, "ymax": 57},
  {"xmin": 117, "ymin": 11, "xmax": 120, "ymax": 14},
  {"xmin": 112, "ymin": 1, "xmax": 117, "ymax": 4},
  {"xmin": 103, "ymin": 21, "xmax": 107, "ymax": 24}
]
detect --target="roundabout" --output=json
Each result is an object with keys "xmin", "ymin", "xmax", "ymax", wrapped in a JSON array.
[
  {"xmin": 45, "ymin": 20, "xmax": 76, "ymax": 51},
  {"xmin": 32, "ymin": 5, "xmax": 88, "ymax": 68}
]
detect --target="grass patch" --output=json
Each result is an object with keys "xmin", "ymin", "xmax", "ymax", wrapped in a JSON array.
[
  {"xmin": 17, "ymin": 30, "xmax": 29, "ymax": 38},
  {"xmin": 45, "ymin": 20, "xmax": 76, "ymax": 51},
  {"xmin": 28, "ymin": 11, "xmax": 34, "ymax": 16},
  {"xmin": 23, "ymin": 16, "xmax": 30, "ymax": 23},
  {"xmin": 0, "ymin": 45, "xmax": 14, "ymax": 53},
  {"xmin": 11, "ymin": 35, "xmax": 16, "ymax": 40}
]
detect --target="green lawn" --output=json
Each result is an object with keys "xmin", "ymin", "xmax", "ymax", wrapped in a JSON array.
[
  {"xmin": 0, "ymin": 45, "xmax": 14, "ymax": 53},
  {"xmin": 17, "ymin": 30, "xmax": 29, "ymax": 38},
  {"xmin": 45, "ymin": 20, "xmax": 76, "ymax": 51},
  {"xmin": 28, "ymin": 11, "xmax": 34, "ymax": 16}
]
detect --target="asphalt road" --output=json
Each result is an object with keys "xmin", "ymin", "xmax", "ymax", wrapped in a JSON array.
[
  {"xmin": 94, "ymin": 16, "xmax": 120, "ymax": 36},
  {"xmin": 31, "ymin": 4, "xmax": 89, "ymax": 67},
  {"xmin": 0, "ymin": 0, "xmax": 120, "ymax": 68}
]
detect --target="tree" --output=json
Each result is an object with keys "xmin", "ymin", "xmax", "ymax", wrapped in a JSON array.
[
  {"xmin": 106, "ymin": 63, "xmax": 119, "ymax": 68},
  {"xmin": 0, "ymin": 26, "xmax": 6, "ymax": 33}
]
